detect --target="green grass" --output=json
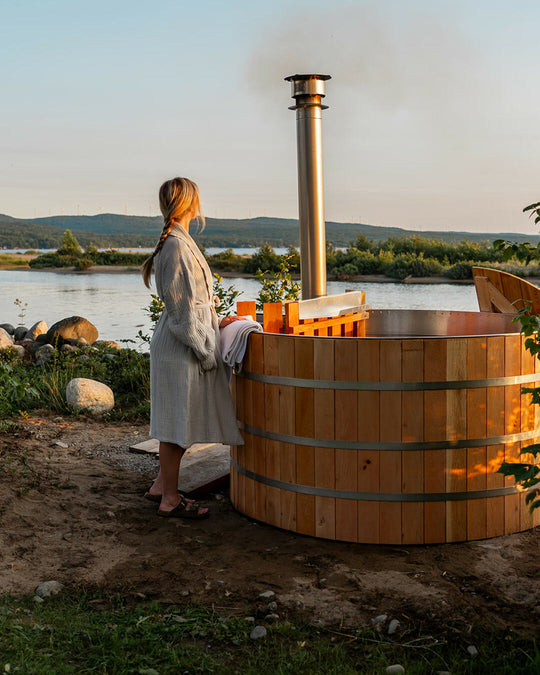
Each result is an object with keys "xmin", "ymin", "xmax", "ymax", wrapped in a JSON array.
[
  {"xmin": 0, "ymin": 345, "xmax": 150, "ymax": 421},
  {"xmin": 0, "ymin": 589, "xmax": 538, "ymax": 674},
  {"xmin": 0, "ymin": 253, "xmax": 32, "ymax": 267}
]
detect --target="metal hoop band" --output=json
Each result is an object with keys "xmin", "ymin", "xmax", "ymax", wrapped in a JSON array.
[{"xmin": 231, "ymin": 458, "xmax": 539, "ymax": 502}]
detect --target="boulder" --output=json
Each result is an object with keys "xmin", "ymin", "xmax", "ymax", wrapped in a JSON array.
[
  {"xmin": 14, "ymin": 326, "xmax": 27, "ymax": 341},
  {"xmin": 60, "ymin": 344, "xmax": 78, "ymax": 354},
  {"xmin": 27, "ymin": 341, "xmax": 42, "ymax": 355},
  {"xmin": 35, "ymin": 333, "xmax": 49, "ymax": 345},
  {"xmin": 45, "ymin": 316, "xmax": 98, "ymax": 346},
  {"xmin": 11, "ymin": 345, "xmax": 25, "ymax": 358},
  {"xmin": 36, "ymin": 344, "xmax": 55, "ymax": 365},
  {"xmin": 0, "ymin": 327, "xmax": 13, "ymax": 349},
  {"xmin": 94, "ymin": 340, "xmax": 122, "ymax": 350},
  {"xmin": 0, "ymin": 323, "xmax": 15, "ymax": 335},
  {"xmin": 66, "ymin": 378, "xmax": 114, "ymax": 414},
  {"xmin": 25, "ymin": 320, "xmax": 48, "ymax": 341}
]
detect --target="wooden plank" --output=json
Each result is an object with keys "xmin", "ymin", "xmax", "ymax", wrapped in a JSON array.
[
  {"xmin": 520, "ymin": 336, "xmax": 535, "ymax": 533},
  {"xmin": 357, "ymin": 340, "xmax": 380, "ymax": 543},
  {"xmin": 237, "ymin": 300, "xmax": 257, "ymax": 321},
  {"xmin": 290, "ymin": 311, "xmax": 369, "ymax": 334},
  {"xmin": 474, "ymin": 276, "xmax": 492, "ymax": 312},
  {"xmin": 501, "ymin": 274, "xmax": 526, "ymax": 312},
  {"xmin": 486, "ymin": 336, "xmax": 505, "ymax": 538},
  {"xmin": 446, "ymin": 339, "xmax": 468, "ymax": 542},
  {"xmin": 504, "ymin": 335, "xmax": 521, "ymax": 534},
  {"xmin": 379, "ymin": 340, "xmax": 402, "ymax": 545},
  {"xmin": 242, "ymin": 334, "xmax": 255, "ymax": 518},
  {"xmin": 262, "ymin": 303, "xmax": 283, "ymax": 333},
  {"xmin": 534, "ymin": 343, "xmax": 540, "ymax": 529},
  {"xmin": 466, "ymin": 338, "xmax": 488, "ymax": 541},
  {"xmin": 294, "ymin": 337, "xmax": 315, "ymax": 536},
  {"xmin": 313, "ymin": 338, "xmax": 335, "ymax": 539},
  {"xmin": 285, "ymin": 303, "xmax": 299, "ymax": 333},
  {"xmin": 278, "ymin": 336, "xmax": 296, "ymax": 531},
  {"xmin": 423, "ymin": 339, "xmax": 447, "ymax": 544},
  {"xmin": 335, "ymin": 337, "xmax": 358, "ymax": 542},
  {"xmin": 401, "ymin": 340, "xmax": 424, "ymax": 545},
  {"xmin": 250, "ymin": 333, "xmax": 266, "ymax": 522},
  {"xmin": 264, "ymin": 334, "xmax": 281, "ymax": 528},
  {"xmin": 178, "ymin": 443, "xmax": 230, "ymax": 496}
]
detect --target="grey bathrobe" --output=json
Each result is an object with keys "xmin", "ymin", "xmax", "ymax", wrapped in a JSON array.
[{"xmin": 149, "ymin": 224, "xmax": 243, "ymax": 448}]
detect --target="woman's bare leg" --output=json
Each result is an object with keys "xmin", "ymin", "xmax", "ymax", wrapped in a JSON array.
[
  {"xmin": 154, "ymin": 441, "xmax": 208, "ymax": 516},
  {"xmin": 157, "ymin": 441, "xmax": 184, "ymax": 511}
]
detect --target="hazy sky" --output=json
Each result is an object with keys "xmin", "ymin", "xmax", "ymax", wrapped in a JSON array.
[{"xmin": 1, "ymin": 0, "xmax": 539, "ymax": 233}]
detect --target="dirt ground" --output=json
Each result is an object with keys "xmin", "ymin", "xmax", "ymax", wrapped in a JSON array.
[{"xmin": 0, "ymin": 414, "xmax": 538, "ymax": 636}]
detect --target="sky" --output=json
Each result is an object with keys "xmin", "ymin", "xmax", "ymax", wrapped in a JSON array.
[{"xmin": 1, "ymin": 0, "xmax": 539, "ymax": 233}]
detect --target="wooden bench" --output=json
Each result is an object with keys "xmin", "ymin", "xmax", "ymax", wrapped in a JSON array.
[
  {"xmin": 472, "ymin": 266, "xmax": 540, "ymax": 315},
  {"xmin": 237, "ymin": 291, "xmax": 370, "ymax": 336}
]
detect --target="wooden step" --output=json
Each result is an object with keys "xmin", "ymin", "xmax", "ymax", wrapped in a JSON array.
[{"xmin": 129, "ymin": 439, "xmax": 230, "ymax": 496}]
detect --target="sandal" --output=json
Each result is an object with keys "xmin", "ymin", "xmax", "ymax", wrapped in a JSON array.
[
  {"xmin": 157, "ymin": 496, "xmax": 209, "ymax": 520},
  {"xmin": 144, "ymin": 490, "xmax": 194, "ymax": 505}
]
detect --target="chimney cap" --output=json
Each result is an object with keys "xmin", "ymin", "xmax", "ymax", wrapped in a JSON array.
[{"xmin": 284, "ymin": 74, "xmax": 331, "ymax": 82}]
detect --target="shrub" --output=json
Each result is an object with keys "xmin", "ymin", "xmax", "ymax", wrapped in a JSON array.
[
  {"xmin": 242, "ymin": 244, "xmax": 281, "ymax": 274},
  {"xmin": 446, "ymin": 262, "xmax": 474, "ymax": 280}
]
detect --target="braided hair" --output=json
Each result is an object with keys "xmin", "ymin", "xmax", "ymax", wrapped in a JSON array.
[{"xmin": 142, "ymin": 177, "xmax": 204, "ymax": 288}]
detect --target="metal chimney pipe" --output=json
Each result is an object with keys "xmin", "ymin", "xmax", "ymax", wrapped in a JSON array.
[{"xmin": 285, "ymin": 73, "xmax": 331, "ymax": 300}]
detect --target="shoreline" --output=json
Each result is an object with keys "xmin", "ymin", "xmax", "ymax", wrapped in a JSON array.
[{"xmin": 3, "ymin": 264, "xmax": 540, "ymax": 288}]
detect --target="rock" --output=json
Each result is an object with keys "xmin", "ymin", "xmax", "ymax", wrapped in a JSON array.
[
  {"xmin": 14, "ymin": 326, "xmax": 28, "ymax": 341},
  {"xmin": 244, "ymin": 616, "xmax": 255, "ymax": 623},
  {"xmin": 436, "ymin": 672, "xmax": 451, "ymax": 675},
  {"xmin": 94, "ymin": 340, "xmax": 122, "ymax": 350},
  {"xmin": 33, "ymin": 595, "xmax": 44, "ymax": 603},
  {"xmin": 250, "ymin": 625, "xmax": 267, "ymax": 640},
  {"xmin": 45, "ymin": 316, "xmax": 98, "ymax": 345},
  {"xmin": 259, "ymin": 590, "xmax": 276, "ymax": 599},
  {"xmin": 25, "ymin": 320, "xmax": 48, "ymax": 340},
  {"xmin": 74, "ymin": 337, "xmax": 88, "ymax": 347},
  {"xmin": 11, "ymin": 345, "xmax": 25, "ymax": 358},
  {"xmin": 35, "ymin": 333, "xmax": 49, "ymax": 344},
  {"xmin": 35, "ymin": 580, "xmax": 64, "ymax": 598},
  {"xmin": 36, "ymin": 344, "xmax": 55, "ymax": 365},
  {"xmin": 60, "ymin": 344, "xmax": 78, "ymax": 354},
  {"xmin": 264, "ymin": 613, "xmax": 279, "ymax": 622},
  {"xmin": 267, "ymin": 601, "xmax": 278, "ymax": 612},
  {"xmin": 385, "ymin": 666, "xmax": 405, "ymax": 675},
  {"xmin": 138, "ymin": 670, "xmax": 159, "ymax": 675},
  {"xmin": 54, "ymin": 441, "xmax": 69, "ymax": 448},
  {"xmin": 103, "ymin": 353, "xmax": 118, "ymax": 361},
  {"xmin": 66, "ymin": 378, "xmax": 114, "ymax": 414},
  {"xmin": 0, "ymin": 327, "xmax": 14, "ymax": 349},
  {"xmin": 28, "ymin": 341, "xmax": 42, "ymax": 355},
  {"xmin": 388, "ymin": 619, "xmax": 400, "ymax": 635},
  {"xmin": 0, "ymin": 323, "xmax": 15, "ymax": 335},
  {"xmin": 371, "ymin": 614, "xmax": 387, "ymax": 631},
  {"xmin": 467, "ymin": 645, "xmax": 478, "ymax": 658}
]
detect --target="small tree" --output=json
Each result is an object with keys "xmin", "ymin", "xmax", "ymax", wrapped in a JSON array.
[
  {"xmin": 255, "ymin": 254, "xmax": 300, "ymax": 310},
  {"xmin": 58, "ymin": 230, "xmax": 82, "ymax": 256},
  {"xmin": 494, "ymin": 201, "xmax": 540, "ymax": 513}
]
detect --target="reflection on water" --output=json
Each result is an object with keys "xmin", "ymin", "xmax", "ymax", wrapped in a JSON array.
[{"xmin": 0, "ymin": 270, "xmax": 479, "ymax": 344}]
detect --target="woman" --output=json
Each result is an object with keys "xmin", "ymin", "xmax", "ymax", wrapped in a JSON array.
[{"xmin": 142, "ymin": 177, "xmax": 244, "ymax": 519}]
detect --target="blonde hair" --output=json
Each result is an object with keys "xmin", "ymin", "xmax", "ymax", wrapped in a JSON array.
[{"xmin": 142, "ymin": 177, "xmax": 205, "ymax": 288}]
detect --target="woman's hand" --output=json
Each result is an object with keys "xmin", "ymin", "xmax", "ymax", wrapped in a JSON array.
[{"xmin": 219, "ymin": 316, "xmax": 247, "ymax": 328}]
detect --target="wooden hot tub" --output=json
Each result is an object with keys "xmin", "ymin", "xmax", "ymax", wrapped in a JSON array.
[{"xmin": 231, "ymin": 308, "xmax": 540, "ymax": 544}]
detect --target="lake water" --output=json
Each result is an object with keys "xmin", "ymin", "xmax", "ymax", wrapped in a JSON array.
[{"xmin": 0, "ymin": 269, "xmax": 479, "ymax": 345}]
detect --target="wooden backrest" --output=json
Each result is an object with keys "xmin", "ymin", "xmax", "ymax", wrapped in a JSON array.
[
  {"xmin": 284, "ymin": 301, "xmax": 370, "ymax": 337},
  {"xmin": 235, "ymin": 298, "xmax": 370, "ymax": 336},
  {"xmin": 472, "ymin": 267, "xmax": 540, "ymax": 314}
]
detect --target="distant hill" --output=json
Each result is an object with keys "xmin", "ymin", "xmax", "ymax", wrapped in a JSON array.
[{"xmin": 0, "ymin": 213, "xmax": 539, "ymax": 249}]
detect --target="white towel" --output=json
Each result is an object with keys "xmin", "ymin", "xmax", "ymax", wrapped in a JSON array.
[{"xmin": 219, "ymin": 317, "xmax": 263, "ymax": 375}]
